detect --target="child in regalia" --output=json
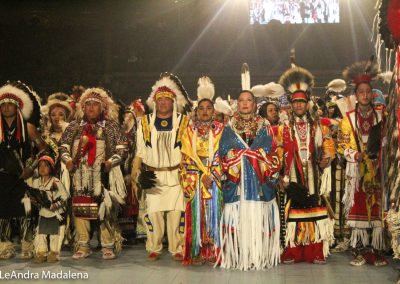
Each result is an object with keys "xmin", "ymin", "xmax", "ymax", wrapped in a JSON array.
[{"xmin": 32, "ymin": 155, "xmax": 69, "ymax": 263}]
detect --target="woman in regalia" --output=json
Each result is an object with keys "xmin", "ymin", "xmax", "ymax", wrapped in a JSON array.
[
  {"xmin": 217, "ymin": 78, "xmax": 281, "ymax": 270},
  {"xmin": 180, "ymin": 77, "xmax": 224, "ymax": 265}
]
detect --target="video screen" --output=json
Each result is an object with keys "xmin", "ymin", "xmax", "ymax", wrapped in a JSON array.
[{"xmin": 250, "ymin": 0, "xmax": 340, "ymax": 25}]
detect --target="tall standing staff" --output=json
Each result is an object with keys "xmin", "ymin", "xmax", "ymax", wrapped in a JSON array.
[
  {"xmin": 338, "ymin": 58, "xmax": 387, "ymax": 266},
  {"xmin": 132, "ymin": 73, "xmax": 191, "ymax": 261},
  {"xmin": 180, "ymin": 76, "xmax": 224, "ymax": 265}
]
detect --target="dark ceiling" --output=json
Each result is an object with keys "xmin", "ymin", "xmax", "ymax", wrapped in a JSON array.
[{"xmin": 0, "ymin": 0, "xmax": 377, "ymax": 103}]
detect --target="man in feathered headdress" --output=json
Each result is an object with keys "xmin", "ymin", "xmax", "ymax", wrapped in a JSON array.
[
  {"xmin": 276, "ymin": 66, "xmax": 336, "ymax": 264},
  {"xmin": 59, "ymin": 87, "xmax": 127, "ymax": 260},
  {"xmin": 338, "ymin": 57, "xmax": 387, "ymax": 266},
  {"xmin": 0, "ymin": 81, "xmax": 47, "ymax": 259},
  {"xmin": 131, "ymin": 73, "xmax": 191, "ymax": 261}
]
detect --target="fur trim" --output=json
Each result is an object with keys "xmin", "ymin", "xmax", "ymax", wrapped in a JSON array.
[
  {"xmin": 0, "ymin": 85, "xmax": 33, "ymax": 119},
  {"xmin": 197, "ymin": 76, "xmax": 215, "ymax": 101}
]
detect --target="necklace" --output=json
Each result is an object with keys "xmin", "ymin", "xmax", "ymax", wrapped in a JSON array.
[
  {"xmin": 231, "ymin": 113, "xmax": 263, "ymax": 145},
  {"xmin": 194, "ymin": 121, "xmax": 214, "ymax": 140},
  {"xmin": 6, "ymin": 127, "xmax": 15, "ymax": 149},
  {"xmin": 358, "ymin": 107, "xmax": 373, "ymax": 119}
]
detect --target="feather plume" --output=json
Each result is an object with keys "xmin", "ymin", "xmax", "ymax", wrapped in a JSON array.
[
  {"xmin": 197, "ymin": 76, "xmax": 215, "ymax": 101},
  {"xmin": 378, "ymin": 71, "xmax": 393, "ymax": 84},
  {"xmin": 251, "ymin": 82, "xmax": 284, "ymax": 99},
  {"xmin": 327, "ymin": 79, "xmax": 347, "ymax": 93},
  {"xmin": 214, "ymin": 97, "xmax": 233, "ymax": 116},
  {"xmin": 279, "ymin": 67, "xmax": 314, "ymax": 94},
  {"xmin": 241, "ymin": 63, "xmax": 251, "ymax": 91},
  {"xmin": 335, "ymin": 95, "xmax": 356, "ymax": 117},
  {"xmin": 290, "ymin": 48, "xmax": 296, "ymax": 68},
  {"xmin": 342, "ymin": 57, "xmax": 380, "ymax": 84},
  {"xmin": 138, "ymin": 170, "xmax": 157, "ymax": 190}
]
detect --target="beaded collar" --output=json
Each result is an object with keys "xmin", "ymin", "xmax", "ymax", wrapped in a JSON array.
[
  {"xmin": 193, "ymin": 120, "xmax": 215, "ymax": 139},
  {"xmin": 231, "ymin": 112, "xmax": 264, "ymax": 144}
]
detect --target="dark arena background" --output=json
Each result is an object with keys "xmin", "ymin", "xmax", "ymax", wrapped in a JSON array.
[{"xmin": 0, "ymin": 0, "xmax": 376, "ymax": 102}]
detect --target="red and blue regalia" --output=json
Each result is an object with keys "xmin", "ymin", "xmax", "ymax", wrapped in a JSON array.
[{"xmin": 217, "ymin": 113, "xmax": 281, "ymax": 270}]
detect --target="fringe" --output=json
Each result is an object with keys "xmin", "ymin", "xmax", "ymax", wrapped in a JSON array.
[
  {"xmin": 216, "ymin": 202, "xmax": 240, "ymax": 270},
  {"xmin": 316, "ymin": 218, "xmax": 335, "ymax": 257},
  {"xmin": 319, "ymin": 166, "xmax": 332, "ymax": 196},
  {"xmin": 0, "ymin": 241, "xmax": 15, "ymax": 259},
  {"xmin": 109, "ymin": 166, "xmax": 127, "ymax": 202},
  {"xmin": 371, "ymin": 227, "xmax": 386, "ymax": 251},
  {"xmin": 349, "ymin": 228, "xmax": 369, "ymax": 248},
  {"xmin": 57, "ymin": 225, "xmax": 66, "ymax": 253},
  {"xmin": 216, "ymin": 200, "xmax": 280, "ymax": 271},
  {"xmin": 285, "ymin": 218, "xmax": 335, "ymax": 257},
  {"xmin": 21, "ymin": 195, "xmax": 31, "ymax": 215},
  {"xmin": 386, "ymin": 209, "xmax": 400, "ymax": 258},
  {"xmin": 342, "ymin": 162, "xmax": 359, "ymax": 217},
  {"xmin": 0, "ymin": 219, "xmax": 12, "ymax": 241},
  {"xmin": 347, "ymin": 220, "xmax": 382, "ymax": 228},
  {"xmin": 60, "ymin": 162, "xmax": 70, "ymax": 194}
]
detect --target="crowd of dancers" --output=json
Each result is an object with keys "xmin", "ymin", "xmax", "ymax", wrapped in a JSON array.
[{"xmin": 0, "ymin": 57, "xmax": 399, "ymax": 273}]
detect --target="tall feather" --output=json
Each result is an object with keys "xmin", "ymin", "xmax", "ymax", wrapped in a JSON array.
[
  {"xmin": 290, "ymin": 48, "xmax": 296, "ymax": 68},
  {"xmin": 241, "ymin": 63, "xmax": 251, "ymax": 91}
]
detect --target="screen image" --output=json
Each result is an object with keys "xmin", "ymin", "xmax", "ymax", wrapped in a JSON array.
[{"xmin": 250, "ymin": 0, "xmax": 340, "ymax": 25}]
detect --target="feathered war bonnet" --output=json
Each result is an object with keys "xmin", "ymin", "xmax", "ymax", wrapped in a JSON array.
[
  {"xmin": 0, "ymin": 81, "xmax": 41, "ymax": 143},
  {"xmin": 76, "ymin": 87, "xmax": 120, "ymax": 122},
  {"xmin": 146, "ymin": 72, "xmax": 192, "ymax": 130}
]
